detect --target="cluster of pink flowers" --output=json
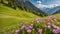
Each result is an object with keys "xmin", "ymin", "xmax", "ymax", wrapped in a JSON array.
[
  {"xmin": 14, "ymin": 24, "xmax": 33, "ymax": 34},
  {"xmin": 11, "ymin": 16, "xmax": 60, "ymax": 34}
]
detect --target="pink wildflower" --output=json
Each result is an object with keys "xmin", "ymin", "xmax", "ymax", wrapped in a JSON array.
[
  {"xmin": 37, "ymin": 28, "xmax": 42, "ymax": 34},
  {"xmin": 27, "ymin": 29, "xmax": 31, "ymax": 33}
]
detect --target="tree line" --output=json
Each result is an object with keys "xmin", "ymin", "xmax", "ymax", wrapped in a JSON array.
[{"xmin": 0, "ymin": 0, "xmax": 28, "ymax": 11}]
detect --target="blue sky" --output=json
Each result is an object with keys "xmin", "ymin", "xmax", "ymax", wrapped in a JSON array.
[
  {"xmin": 29, "ymin": 0, "xmax": 60, "ymax": 8},
  {"xmin": 41, "ymin": 0, "xmax": 60, "ymax": 5},
  {"xmin": 29, "ymin": 0, "xmax": 60, "ymax": 5}
]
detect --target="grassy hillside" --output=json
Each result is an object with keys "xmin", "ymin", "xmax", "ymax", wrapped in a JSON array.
[{"xmin": 0, "ymin": 3, "xmax": 40, "ymax": 33}]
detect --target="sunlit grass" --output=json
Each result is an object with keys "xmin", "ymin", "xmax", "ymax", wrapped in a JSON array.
[{"xmin": 0, "ymin": 3, "xmax": 40, "ymax": 34}]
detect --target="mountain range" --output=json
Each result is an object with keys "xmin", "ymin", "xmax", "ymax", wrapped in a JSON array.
[
  {"xmin": 42, "ymin": 6, "xmax": 60, "ymax": 15},
  {"xmin": 29, "ymin": 0, "xmax": 60, "ymax": 15},
  {"xmin": 14, "ymin": 0, "xmax": 60, "ymax": 15}
]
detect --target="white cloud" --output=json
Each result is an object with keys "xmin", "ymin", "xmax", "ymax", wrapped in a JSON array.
[
  {"xmin": 47, "ymin": 4, "xmax": 59, "ymax": 8},
  {"xmin": 36, "ymin": 1, "xmax": 59, "ymax": 9},
  {"xmin": 37, "ymin": 1, "xmax": 42, "ymax": 4}
]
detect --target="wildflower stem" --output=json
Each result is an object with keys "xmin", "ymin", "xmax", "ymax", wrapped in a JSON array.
[{"xmin": 32, "ymin": 29, "xmax": 36, "ymax": 34}]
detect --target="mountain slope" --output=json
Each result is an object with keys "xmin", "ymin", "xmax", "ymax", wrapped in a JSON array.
[
  {"xmin": 0, "ymin": 4, "xmax": 40, "ymax": 18},
  {"xmin": 14, "ymin": 0, "xmax": 47, "ymax": 16},
  {"xmin": 0, "ymin": 3, "xmax": 40, "ymax": 33},
  {"xmin": 46, "ymin": 6, "xmax": 60, "ymax": 15}
]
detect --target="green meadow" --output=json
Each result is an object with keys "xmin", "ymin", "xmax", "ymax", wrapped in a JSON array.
[{"xmin": 0, "ymin": 3, "xmax": 40, "ymax": 33}]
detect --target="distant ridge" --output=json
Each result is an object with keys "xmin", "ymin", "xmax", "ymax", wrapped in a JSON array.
[{"xmin": 46, "ymin": 6, "xmax": 60, "ymax": 15}]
